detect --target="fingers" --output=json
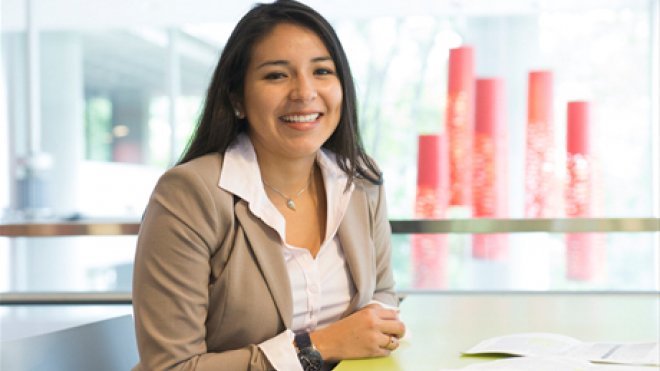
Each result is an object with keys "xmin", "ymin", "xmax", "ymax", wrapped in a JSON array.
[
  {"xmin": 386, "ymin": 335, "xmax": 399, "ymax": 350},
  {"xmin": 380, "ymin": 318, "xmax": 406, "ymax": 339},
  {"xmin": 366, "ymin": 306, "xmax": 406, "ymax": 339},
  {"xmin": 380, "ymin": 334, "xmax": 399, "ymax": 351},
  {"xmin": 377, "ymin": 309, "xmax": 400, "ymax": 320},
  {"xmin": 366, "ymin": 303, "xmax": 400, "ymax": 320},
  {"xmin": 318, "ymin": 305, "xmax": 404, "ymax": 359}
]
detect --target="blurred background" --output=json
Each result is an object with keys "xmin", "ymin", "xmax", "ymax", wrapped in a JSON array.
[{"xmin": 0, "ymin": 0, "xmax": 658, "ymax": 337}]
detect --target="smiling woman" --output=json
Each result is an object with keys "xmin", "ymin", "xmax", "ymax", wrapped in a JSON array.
[
  {"xmin": 240, "ymin": 23, "xmax": 344, "ymax": 251},
  {"xmin": 242, "ymin": 23, "xmax": 342, "ymax": 177},
  {"xmin": 131, "ymin": 1, "xmax": 405, "ymax": 370},
  {"xmin": 0, "ymin": 2, "xmax": 658, "ymax": 371}
]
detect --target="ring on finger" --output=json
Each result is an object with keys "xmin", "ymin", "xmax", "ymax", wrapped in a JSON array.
[{"xmin": 385, "ymin": 336, "xmax": 397, "ymax": 350}]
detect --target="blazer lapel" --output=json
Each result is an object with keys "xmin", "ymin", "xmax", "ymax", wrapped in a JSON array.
[
  {"xmin": 338, "ymin": 190, "xmax": 374, "ymax": 311},
  {"xmin": 234, "ymin": 200, "xmax": 293, "ymax": 328}
]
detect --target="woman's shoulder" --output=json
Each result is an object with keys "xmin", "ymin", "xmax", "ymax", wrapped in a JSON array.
[
  {"xmin": 152, "ymin": 152, "xmax": 236, "ymax": 218},
  {"xmin": 153, "ymin": 153, "xmax": 228, "ymax": 200},
  {"xmin": 164, "ymin": 153, "xmax": 224, "ymax": 182},
  {"xmin": 175, "ymin": 152, "xmax": 223, "ymax": 171},
  {"xmin": 145, "ymin": 153, "xmax": 235, "ymax": 252}
]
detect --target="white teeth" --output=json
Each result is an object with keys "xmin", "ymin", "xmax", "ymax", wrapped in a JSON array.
[{"xmin": 280, "ymin": 113, "xmax": 320, "ymax": 123}]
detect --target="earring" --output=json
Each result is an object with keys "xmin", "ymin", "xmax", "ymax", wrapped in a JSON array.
[{"xmin": 234, "ymin": 109, "xmax": 242, "ymax": 118}]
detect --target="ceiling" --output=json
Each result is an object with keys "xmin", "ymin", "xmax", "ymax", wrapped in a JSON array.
[
  {"xmin": 2, "ymin": 0, "xmax": 650, "ymax": 31},
  {"xmin": 3, "ymin": 0, "xmax": 653, "ymax": 100},
  {"xmin": 81, "ymin": 30, "xmax": 217, "ymax": 96}
]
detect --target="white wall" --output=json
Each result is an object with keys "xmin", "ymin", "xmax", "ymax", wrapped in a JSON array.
[
  {"xmin": 1, "ymin": 47, "xmax": 8, "ymax": 215},
  {"xmin": 1, "ymin": 0, "xmax": 649, "ymax": 31},
  {"xmin": 0, "ymin": 45, "xmax": 9, "ymax": 292}
]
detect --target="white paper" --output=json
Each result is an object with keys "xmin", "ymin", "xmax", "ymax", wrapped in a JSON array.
[
  {"xmin": 464, "ymin": 333, "xmax": 581, "ymax": 357},
  {"xmin": 462, "ymin": 333, "xmax": 659, "ymax": 366},
  {"xmin": 438, "ymin": 356, "xmax": 658, "ymax": 371}
]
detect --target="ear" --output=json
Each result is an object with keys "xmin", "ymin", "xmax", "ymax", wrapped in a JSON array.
[{"xmin": 230, "ymin": 95, "xmax": 245, "ymax": 119}]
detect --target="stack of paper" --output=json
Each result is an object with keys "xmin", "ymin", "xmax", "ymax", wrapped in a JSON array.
[
  {"xmin": 439, "ymin": 333, "xmax": 659, "ymax": 370},
  {"xmin": 439, "ymin": 356, "xmax": 656, "ymax": 370}
]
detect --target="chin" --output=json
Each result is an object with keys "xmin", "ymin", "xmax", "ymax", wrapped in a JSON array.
[{"xmin": 284, "ymin": 139, "xmax": 327, "ymax": 158}]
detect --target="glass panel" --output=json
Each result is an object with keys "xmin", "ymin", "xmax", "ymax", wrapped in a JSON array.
[
  {"xmin": 1, "ymin": 1, "xmax": 657, "ymax": 301},
  {"xmin": 332, "ymin": 4, "xmax": 656, "ymax": 218},
  {"xmin": 392, "ymin": 231, "xmax": 659, "ymax": 291},
  {"xmin": 2, "ymin": 1, "xmax": 656, "ymax": 220},
  {"xmin": 0, "ymin": 236, "xmax": 136, "ymax": 292},
  {"xmin": 1, "ymin": 227, "xmax": 656, "ymax": 293},
  {"xmin": 0, "ymin": 305, "xmax": 133, "ymax": 341}
]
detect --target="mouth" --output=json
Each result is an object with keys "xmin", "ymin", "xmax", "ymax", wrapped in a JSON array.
[{"xmin": 279, "ymin": 113, "xmax": 322, "ymax": 123}]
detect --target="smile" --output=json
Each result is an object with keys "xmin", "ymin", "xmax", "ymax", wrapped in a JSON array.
[{"xmin": 279, "ymin": 113, "xmax": 321, "ymax": 123}]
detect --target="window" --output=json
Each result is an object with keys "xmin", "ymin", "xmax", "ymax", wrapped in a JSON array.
[{"xmin": 1, "ymin": 0, "xmax": 658, "ymax": 301}]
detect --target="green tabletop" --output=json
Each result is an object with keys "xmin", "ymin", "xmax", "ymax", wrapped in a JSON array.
[{"xmin": 335, "ymin": 292, "xmax": 660, "ymax": 371}]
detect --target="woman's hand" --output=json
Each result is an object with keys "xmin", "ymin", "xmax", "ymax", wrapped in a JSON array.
[{"xmin": 309, "ymin": 304, "xmax": 406, "ymax": 361}]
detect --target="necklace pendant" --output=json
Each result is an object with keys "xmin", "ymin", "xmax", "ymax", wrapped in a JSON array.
[{"xmin": 286, "ymin": 199, "xmax": 296, "ymax": 211}]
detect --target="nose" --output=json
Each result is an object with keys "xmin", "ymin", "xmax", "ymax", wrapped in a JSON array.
[{"xmin": 289, "ymin": 74, "xmax": 317, "ymax": 102}]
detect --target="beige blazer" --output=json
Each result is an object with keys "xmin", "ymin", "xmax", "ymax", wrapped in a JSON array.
[{"xmin": 132, "ymin": 153, "xmax": 398, "ymax": 371}]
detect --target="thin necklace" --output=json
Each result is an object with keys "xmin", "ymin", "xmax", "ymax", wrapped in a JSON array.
[{"xmin": 263, "ymin": 170, "xmax": 313, "ymax": 211}]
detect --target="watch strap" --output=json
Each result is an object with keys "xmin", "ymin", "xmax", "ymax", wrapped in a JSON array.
[
  {"xmin": 294, "ymin": 331, "xmax": 323, "ymax": 371},
  {"xmin": 294, "ymin": 331, "xmax": 313, "ymax": 350}
]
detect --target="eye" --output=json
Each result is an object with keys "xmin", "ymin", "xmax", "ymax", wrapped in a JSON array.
[
  {"xmin": 314, "ymin": 68, "xmax": 335, "ymax": 76},
  {"xmin": 264, "ymin": 72, "xmax": 287, "ymax": 80}
]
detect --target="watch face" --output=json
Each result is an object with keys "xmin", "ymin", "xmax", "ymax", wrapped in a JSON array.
[{"xmin": 298, "ymin": 348, "xmax": 323, "ymax": 371}]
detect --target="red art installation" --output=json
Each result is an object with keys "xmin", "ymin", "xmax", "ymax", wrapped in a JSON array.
[
  {"xmin": 565, "ymin": 101, "xmax": 604, "ymax": 280},
  {"xmin": 472, "ymin": 78, "xmax": 508, "ymax": 260},
  {"xmin": 525, "ymin": 71, "xmax": 559, "ymax": 218},
  {"xmin": 412, "ymin": 134, "xmax": 450, "ymax": 288},
  {"xmin": 446, "ymin": 46, "xmax": 475, "ymax": 209}
]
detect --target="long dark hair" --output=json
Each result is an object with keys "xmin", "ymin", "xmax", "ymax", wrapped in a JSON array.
[{"xmin": 178, "ymin": 0, "xmax": 381, "ymax": 186}]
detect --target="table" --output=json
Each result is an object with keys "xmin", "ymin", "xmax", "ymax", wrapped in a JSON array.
[{"xmin": 336, "ymin": 292, "xmax": 660, "ymax": 370}]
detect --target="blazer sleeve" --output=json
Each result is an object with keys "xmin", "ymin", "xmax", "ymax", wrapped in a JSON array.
[
  {"xmin": 369, "ymin": 182, "xmax": 399, "ymax": 307},
  {"xmin": 132, "ymin": 163, "xmax": 274, "ymax": 371}
]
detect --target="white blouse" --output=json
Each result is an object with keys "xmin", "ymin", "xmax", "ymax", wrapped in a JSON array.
[{"xmin": 219, "ymin": 134, "xmax": 356, "ymax": 370}]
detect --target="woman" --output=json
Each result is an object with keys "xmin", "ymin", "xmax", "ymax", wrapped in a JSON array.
[{"xmin": 132, "ymin": 1, "xmax": 405, "ymax": 370}]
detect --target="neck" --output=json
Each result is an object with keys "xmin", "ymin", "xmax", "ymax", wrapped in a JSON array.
[{"xmin": 255, "ymin": 150, "xmax": 316, "ymax": 196}]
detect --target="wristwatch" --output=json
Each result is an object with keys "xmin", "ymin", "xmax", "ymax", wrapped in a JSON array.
[{"xmin": 294, "ymin": 331, "xmax": 323, "ymax": 371}]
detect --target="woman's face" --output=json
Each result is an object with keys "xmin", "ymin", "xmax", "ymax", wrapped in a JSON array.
[{"xmin": 242, "ymin": 22, "xmax": 343, "ymax": 162}]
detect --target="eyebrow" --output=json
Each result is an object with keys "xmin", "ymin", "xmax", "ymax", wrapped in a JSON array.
[{"xmin": 256, "ymin": 56, "xmax": 333, "ymax": 70}]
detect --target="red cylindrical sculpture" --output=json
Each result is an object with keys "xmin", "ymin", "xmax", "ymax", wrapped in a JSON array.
[
  {"xmin": 567, "ymin": 101, "xmax": 590, "ymax": 156},
  {"xmin": 565, "ymin": 101, "xmax": 592, "ymax": 217},
  {"xmin": 472, "ymin": 78, "xmax": 508, "ymax": 260},
  {"xmin": 525, "ymin": 70, "xmax": 558, "ymax": 217},
  {"xmin": 565, "ymin": 101, "xmax": 602, "ymax": 280},
  {"xmin": 412, "ymin": 134, "xmax": 449, "ymax": 288},
  {"xmin": 446, "ymin": 46, "xmax": 475, "ymax": 208}
]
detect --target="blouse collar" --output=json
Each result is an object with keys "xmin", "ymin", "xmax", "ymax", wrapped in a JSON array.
[{"xmin": 219, "ymin": 134, "xmax": 354, "ymax": 245}]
